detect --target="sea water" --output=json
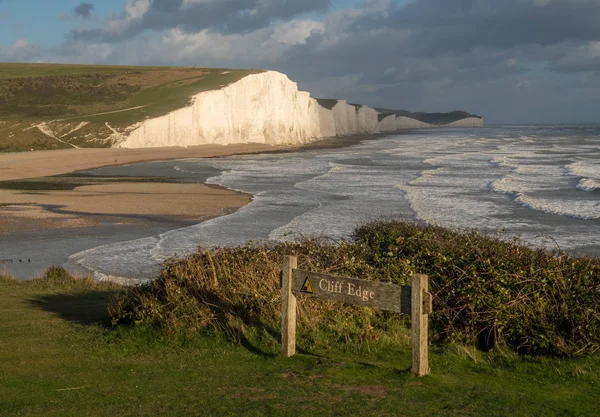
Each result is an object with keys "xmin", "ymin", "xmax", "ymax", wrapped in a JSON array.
[{"xmin": 18, "ymin": 125, "xmax": 600, "ymax": 281}]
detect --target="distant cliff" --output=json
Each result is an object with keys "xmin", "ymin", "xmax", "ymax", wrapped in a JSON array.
[
  {"xmin": 0, "ymin": 64, "xmax": 483, "ymax": 152},
  {"xmin": 118, "ymin": 71, "xmax": 483, "ymax": 149}
]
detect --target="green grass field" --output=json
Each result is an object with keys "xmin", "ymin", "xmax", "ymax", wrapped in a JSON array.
[
  {"xmin": 0, "ymin": 63, "xmax": 262, "ymax": 152},
  {"xmin": 1, "ymin": 271, "xmax": 598, "ymax": 417}
]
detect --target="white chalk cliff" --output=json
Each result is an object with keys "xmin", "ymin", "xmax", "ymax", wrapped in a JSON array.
[
  {"xmin": 395, "ymin": 116, "xmax": 434, "ymax": 129},
  {"xmin": 378, "ymin": 115, "xmax": 397, "ymax": 132},
  {"xmin": 445, "ymin": 117, "xmax": 484, "ymax": 127},
  {"xmin": 118, "ymin": 71, "xmax": 482, "ymax": 148}
]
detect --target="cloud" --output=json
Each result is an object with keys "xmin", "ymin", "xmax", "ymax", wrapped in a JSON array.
[
  {"xmin": 11, "ymin": 0, "xmax": 600, "ymax": 122},
  {"xmin": 70, "ymin": 0, "xmax": 333, "ymax": 42},
  {"xmin": 74, "ymin": 2, "xmax": 95, "ymax": 20},
  {"xmin": 60, "ymin": 2, "xmax": 96, "ymax": 21},
  {"xmin": 0, "ymin": 39, "xmax": 40, "ymax": 62}
]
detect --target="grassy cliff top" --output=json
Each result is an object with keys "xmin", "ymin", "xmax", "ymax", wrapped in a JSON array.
[
  {"xmin": 0, "ymin": 63, "xmax": 263, "ymax": 152},
  {"xmin": 0, "ymin": 63, "xmax": 263, "ymax": 123}
]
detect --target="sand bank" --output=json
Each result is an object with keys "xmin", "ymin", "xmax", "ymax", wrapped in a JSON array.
[
  {"xmin": 0, "ymin": 144, "xmax": 281, "ymax": 237},
  {"xmin": 0, "ymin": 183, "xmax": 251, "ymax": 234},
  {"xmin": 0, "ymin": 136, "xmax": 382, "ymax": 231},
  {"xmin": 0, "ymin": 134, "xmax": 386, "ymax": 278},
  {"xmin": 0, "ymin": 143, "xmax": 280, "ymax": 182}
]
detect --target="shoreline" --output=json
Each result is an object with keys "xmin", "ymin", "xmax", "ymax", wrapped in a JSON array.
[
  {"xmin": 0, "ymin": 134, "xmax": 389, "ymax": 182},
  {"xmin": 0, "ymin": 134, "xmax": 386, "ymax": 279},
  {"xmin": 0, "ymin": 143, "xmax": 281, "ymax": 182}
]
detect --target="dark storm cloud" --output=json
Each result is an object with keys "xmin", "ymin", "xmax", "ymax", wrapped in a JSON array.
[
  {"xmin": 388, "ymin": 0, "xmax": 600, "ymax": 55},
  {"xmin": 50, "ymin": 0, "xmax": 600, "ymax": 122},
  {"xmin": 70, "ymin": 0, "xmax": 332, "ymax": 42},
  {"xmin": 74, "ymin": 2, "xmax": 95, "ymax": 20}
]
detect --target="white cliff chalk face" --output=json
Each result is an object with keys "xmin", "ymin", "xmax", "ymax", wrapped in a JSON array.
[
  {"xmin": 119, "ymin": 71, "xmax": 322, "ymax": 148},
  {"xmin": 446, "ymin": 117, "xmax": 484, "ymax": 127},
  {"xmin": 327, "ymin": 101, "xmax": 380, "ymax": 136},
  {"xmin": 377, "ymin": 114, "xmax": 397, "ymax": 132},
  {"xmin": 395, "ymin": 116, "xmax": 434, "ymax": 129},
  {"xmin": 117, "ymin": 70, "xmax": 482, "ymax": 149},
  {"xmin": 317, "ymin": 103, "xmax": 336, "ymax": 138},
  {"xmin": 329, "ymin": 100, "xmax": 355, "ymax": 136},
  {"xmin": 356, "ymin": 106, "xmax": 379, "ymax": 133}
]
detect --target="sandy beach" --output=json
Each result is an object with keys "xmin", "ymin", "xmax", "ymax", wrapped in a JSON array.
[
  {"xmin": 0, "ymin": 137, "xmax": 378, "ymax": 234},
  {"xmin": 0, "ymin": 136, "xmax": 380, "ymax": 278},
  {"xmin": 0, "ymin": 143, "xmax": 282, "ymax": 278},
  {"xmin": 0, "ymin": 143, "xmax": 280, "ymax": 182},
  {"xmin": 0, "ymin": 144, "xmax": 281, "ymax": 235}
]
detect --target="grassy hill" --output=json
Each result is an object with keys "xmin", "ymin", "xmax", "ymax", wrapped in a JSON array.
[
  {"xmin": 0, "ymin": 63, "xmax": 482, "ymax": 153},
  {"xmin": 1, "ymin": 221, "xmax": 599, "ymax": 416},
  {"xmin": 0, "ymin": 63, "xmax": 262, "ymax": 152}
]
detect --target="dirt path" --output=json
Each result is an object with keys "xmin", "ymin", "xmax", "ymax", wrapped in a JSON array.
[
  {"xmin": 35, "ymin": 123, "xmax": 80, "ymax": 149},
  {"xmin": 59, "ymin": 105, "xmax": 149, "ymax": 121}
]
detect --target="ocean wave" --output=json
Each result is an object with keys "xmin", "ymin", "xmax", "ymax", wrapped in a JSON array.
[
  {"xmin": 423, "ymin": 152, "xmax": 493, "ymax": 168},
  {"xmin": 565, "ymin": 161, "xmax": 600, "ymax": 180},
  {"xmin": 577, "ymin": 178, "xmax": 600, "ymax": 192},
  {"xmin": 491, "ymin": 175, "xmax": 562, "ymax": 194},
  {"xmin": 397, "ymin": 184, "xmax": 510, "ymax": 230},
  {"xmin": 173, "ymin": 165, "xmax": 199, "ymax": 174},
  {"xmin": 515, "ymin": 194, "xmax": 600, "ymax": 220},
  {"xmin": 409, "ymin": 168, "xmax": 498, "ymax": 191}
]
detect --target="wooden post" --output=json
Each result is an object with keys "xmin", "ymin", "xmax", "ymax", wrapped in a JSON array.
[
  {"xmin": 411, "ymin": 274, "xmax": 430, "ymax": 376},
  {"xmin": 281, "ymin": 256, "xmax": 297, "ymax": 357}
]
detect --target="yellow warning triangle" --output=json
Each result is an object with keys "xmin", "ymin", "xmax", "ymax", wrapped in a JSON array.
[{"xmin": 300, "ymin": 277, "xmax": 314, "ymax": 294}]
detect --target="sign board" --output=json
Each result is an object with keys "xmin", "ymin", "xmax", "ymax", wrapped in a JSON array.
[
  {"xmin": 291, "ymin": 269, "xmax": 412, "ymax": 314},
  {"xmin": 280, "ymin": 256, "xmax": 432, "ymax": 376}
]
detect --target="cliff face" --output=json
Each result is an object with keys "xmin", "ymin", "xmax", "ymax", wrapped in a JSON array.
[
  {"xmin": 378, "ymin": 115, "xmax": 397, "ymax": 132},
  {"xmin": 445, "ymin": 117, "xmax": 484, "ymax": 127},
  {"xmin": 118, "ymin": 71, "xmax": 483, "ymax": 148},
  {"xmin": 395, "ymin": 116, "xmax": 433, "ymax": 129},
  {"xmin": 120, "ymin": 71, "xmax": 321, "ymax": 148}
]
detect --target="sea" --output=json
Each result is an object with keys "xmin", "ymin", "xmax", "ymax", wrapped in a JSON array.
[{"xmin": 3, "ymin": 125, "xmax": 600, "ymax": 282}]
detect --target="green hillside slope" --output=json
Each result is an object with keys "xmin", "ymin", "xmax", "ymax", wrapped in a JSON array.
[{"xmin": 0, "ymin": 63, "xmax": 262, "ymax": 152}]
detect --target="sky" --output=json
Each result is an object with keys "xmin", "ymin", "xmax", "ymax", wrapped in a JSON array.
[{"xmin": 1, "ymin": 0, "xmax": 600, "ymax": 124}]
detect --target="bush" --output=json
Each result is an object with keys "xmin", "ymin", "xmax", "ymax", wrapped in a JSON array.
[
  {"xmin": 110, "ymin": 221, "xmax": 600, "ymax": 356},
  {"xmin": 110, "ymin": 240, "xmax": 407, "ymax": 351},
  {"xmin": 353, "ymin": 221, "xmax": 600, "ymax": 356}
]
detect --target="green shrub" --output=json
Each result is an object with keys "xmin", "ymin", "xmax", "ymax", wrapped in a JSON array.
[
  {"xmin": 110, "ymin": 240, "xmax": 407, "ymax": 351},
  {"xmin": 353, "ymin": 221, "xmax": 600, "ymax": 356},
  {"xmin": 110, "ymin": 221, "xmax": 600, "ymax": 357}
]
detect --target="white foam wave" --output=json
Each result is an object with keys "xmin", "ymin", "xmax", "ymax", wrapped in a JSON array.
[
  {"xmin": 410, "ymin": 168, "xmax": 498, "ymax": 190},
  {"xmin": 515, "ymin": 194, "xmax": 600, "ymax": 220},
  {"xmin": 423, "ymin": 152, "xmax": 493, "ymax": 168},
  {"xmin": 577, "ymin": 178, "xmax": 600, "ymax": 192},
  {"xmin": 566, "ymin": 161, "xmax": 600, "ymax": 180},
  {"xmin": 66, "ymin": 127, "xmax": 600, "ymax": 282},
  {"xmin": 173, "ymin": 165, "xmax": 199, "ymax": 174},
  {"xmin": 398, "ymin": 184, "xmax": 511, "ymax": 230}
]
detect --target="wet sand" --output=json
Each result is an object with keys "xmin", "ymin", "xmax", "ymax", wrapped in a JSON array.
[
  {"xmin": 0, "ymin": 135, "xmax": 383, "ymax": 182},
  {"xmin": 0, "ymin": 144, "xmax": 281, "ymax": 236},
  {"xmin": 0, "ymin": 136, "xmax": 381, "ymax": 278},
  {"xmin": 0, "ymin": 143, "xmax": 280, "ymax": 182},
  {"xmin": 0, "ymin": 183, "xmax": 251, "ymax": 233},
  {"xmin": 0, "ymin": 136, "xmax": 379, "ymax": 234}
]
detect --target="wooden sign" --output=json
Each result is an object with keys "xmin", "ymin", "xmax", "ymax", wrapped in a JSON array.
[
  {"xmin": 291, "ymin": 269, "xmax": 413, "ymax": 314},
  {"xmin": 281, "ymin": 255, "xmax": 432, "ymax": 377}
]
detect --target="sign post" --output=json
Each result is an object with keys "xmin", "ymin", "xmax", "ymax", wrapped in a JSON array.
[
  {"xmin": 280, "ymin": 255, "xmax": 432, "ymax": 376},
  {"xmin": 281, "ymin": 255, "xmax": 297, "ymax": 358}
]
